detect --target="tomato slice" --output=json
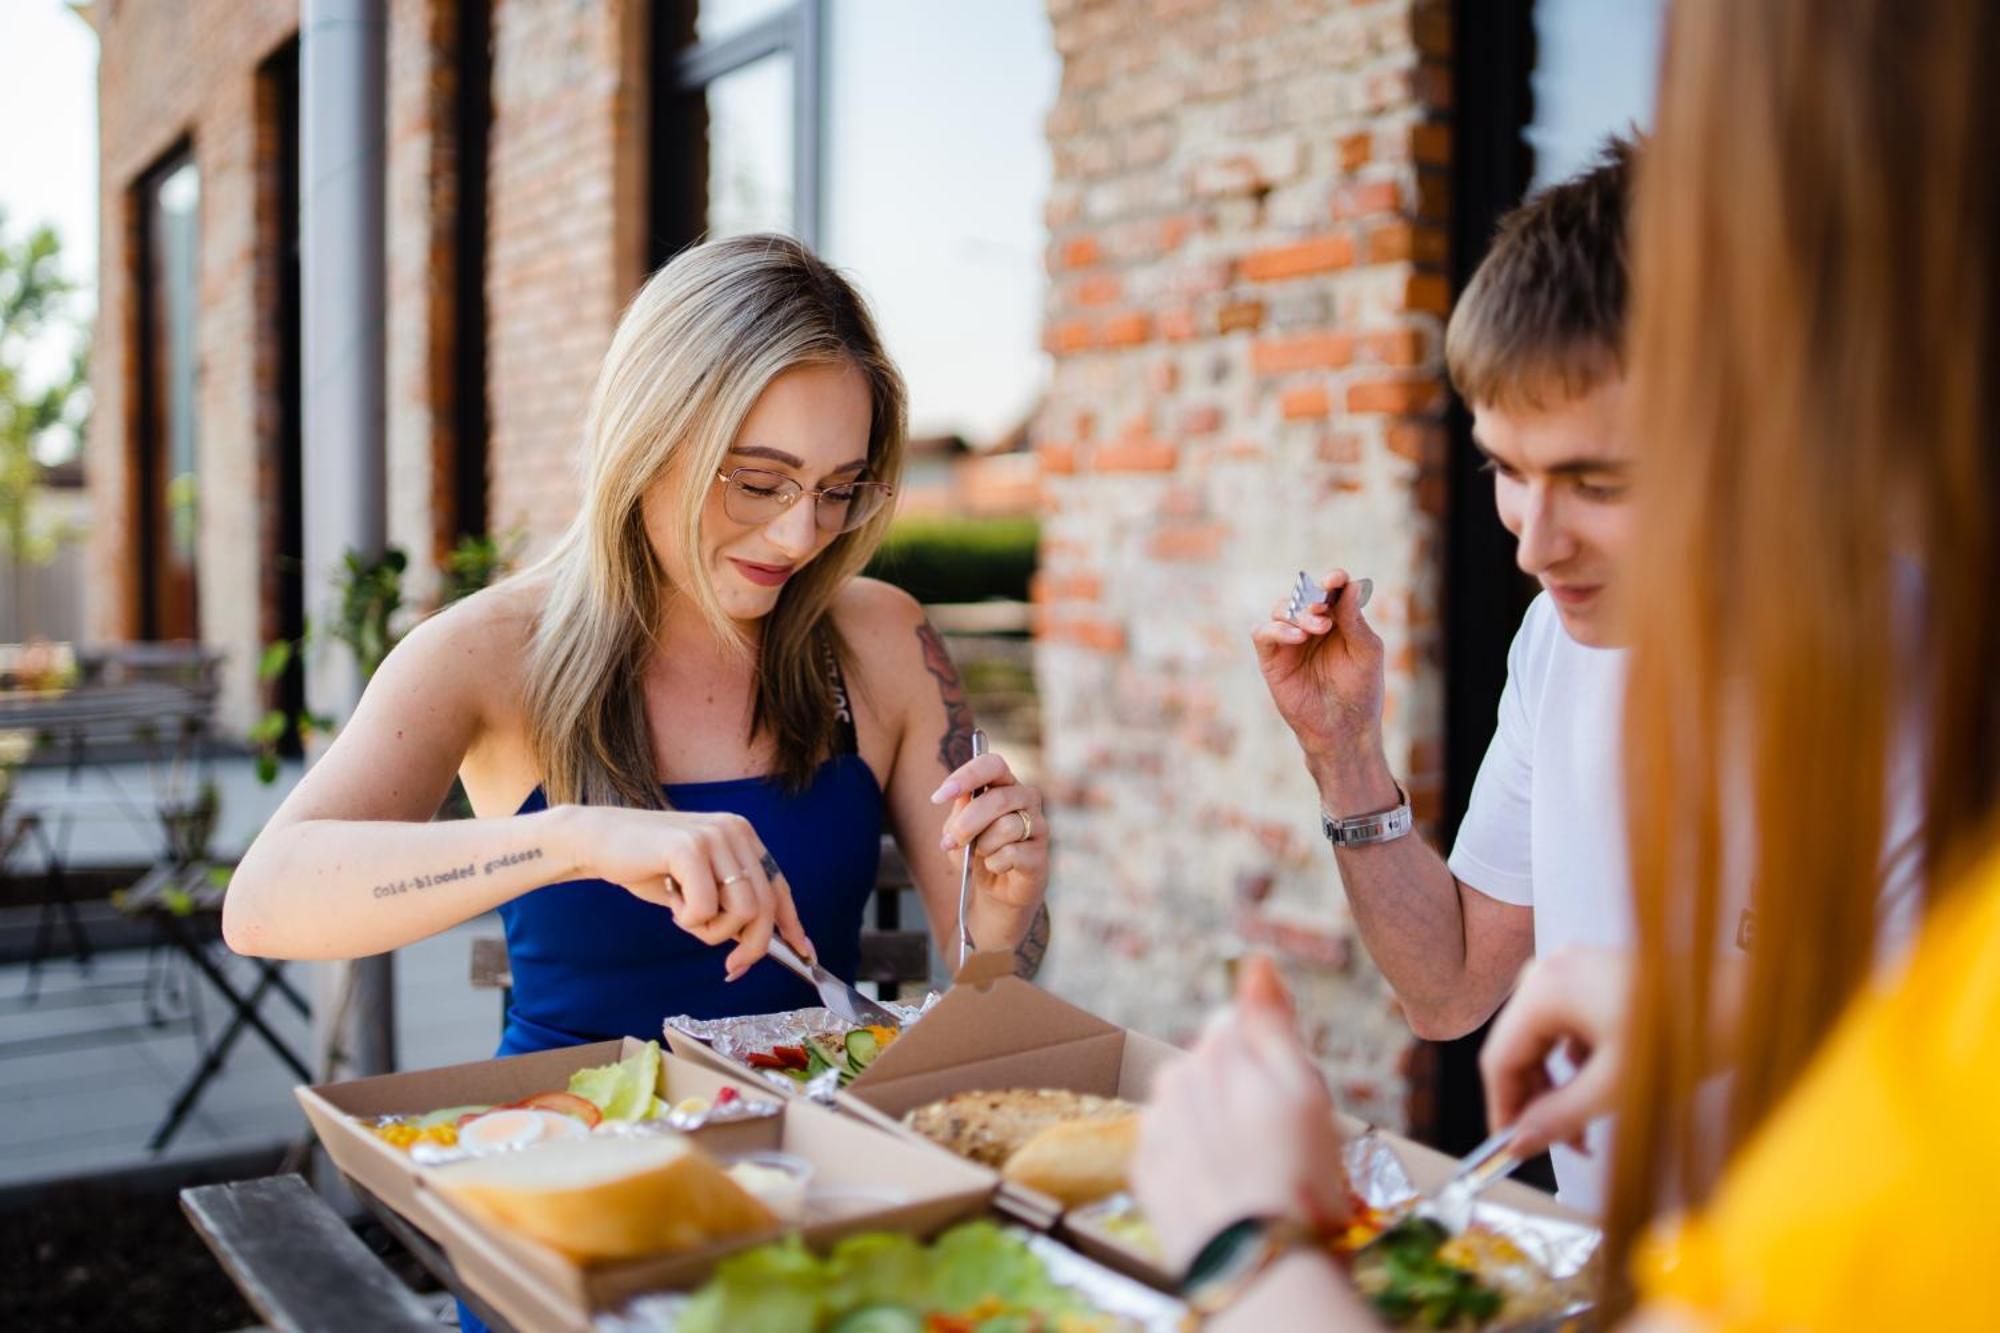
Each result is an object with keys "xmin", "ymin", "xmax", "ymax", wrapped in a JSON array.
[
  {"xmin": 745, "ymin": 1051, "xmax": 788, "ymax": 1069},
  {"xmin": 770, "ymin": 1044, "xmax": 810, "ymax": 1069},
  {"xmin": 715, "ymin": 1085, "xmax": 740, "ymax": 1105},
  {"xmin": 518, "ymin": 1090, "xmax": 604, "ymax": 1127}
]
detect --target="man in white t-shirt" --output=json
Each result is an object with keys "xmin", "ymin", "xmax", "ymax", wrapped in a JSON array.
[{"xmin": 1255, "ymin": 143, "xmax": 1640, "ymax": 1213}]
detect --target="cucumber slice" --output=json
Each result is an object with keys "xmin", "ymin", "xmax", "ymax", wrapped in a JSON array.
[{"xmin": 844, "ymin": 1027, "xmax": 882, "ymax": 1073}]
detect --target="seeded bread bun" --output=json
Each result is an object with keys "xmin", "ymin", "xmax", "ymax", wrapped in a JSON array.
[{"xmin": 428, "ymin": 1135, "xmax": 777, "ymax": 1261}]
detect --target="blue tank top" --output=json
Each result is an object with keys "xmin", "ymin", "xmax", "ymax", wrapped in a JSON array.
[{"xmin": 495, "ymin": 753, "xmax": 885, "ymax": 1057}]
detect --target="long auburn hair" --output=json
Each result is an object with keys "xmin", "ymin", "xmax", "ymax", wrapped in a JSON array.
[
  {"xmin": 521, "ymin": 234, "xmax": 907, "ymax": 804},
  {"xmin": 1608, "ymin": 0, "xmax": 2000, "ymax": 1284}
]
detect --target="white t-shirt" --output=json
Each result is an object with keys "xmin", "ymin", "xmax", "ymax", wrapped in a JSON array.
[
  {"xmin": 1443, "ymin": 592, "xmax": 1926, "ymax": 1215},
  {"xmin": 1447, "ymin": 592, "xmax": 1631, "ymax": 1213}
]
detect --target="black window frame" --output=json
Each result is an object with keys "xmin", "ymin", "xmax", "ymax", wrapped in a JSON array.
[{"xmin": 649, "ymin": 0, "xmax": 825, "ymax": 266}]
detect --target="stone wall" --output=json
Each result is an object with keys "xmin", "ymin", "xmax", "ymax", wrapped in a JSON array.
[{"xmin": 1032, "ymin": 0, "xmax": 1453, "ymax": 1126}]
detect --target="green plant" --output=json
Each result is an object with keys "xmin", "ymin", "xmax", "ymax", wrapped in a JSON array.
[
  {"xmin": 252, "ymin": 534, "xmax": 517, "ymax": 783},
  {"xmin": 0, "ymin": 209, "xmax": 89, "ymax": 633},
  {"xmin": 864, "ymin": 515, "xmax": 1039, "ymax": 605}
]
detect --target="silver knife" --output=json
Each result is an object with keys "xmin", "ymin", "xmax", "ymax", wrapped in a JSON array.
[
  {"xmin": 956, "ymin": 729, "xmax": 988, "ymax": 970},
  {"xmin": 765, "ymin": 937, "xmax": 902, "ymax": 1029}
]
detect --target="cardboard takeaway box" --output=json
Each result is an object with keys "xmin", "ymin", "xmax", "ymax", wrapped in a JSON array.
[
  {"xmin": 410, "ymin": 1087, "xmax": 1000, "ymax": 1333},
  {"xmin": 296, "ymin": 1037, "xmax": 783, "ymax": 1225},
  {"xmin": 667, "ymin": 951, "xmax": 1182, "ymax": 1230}
]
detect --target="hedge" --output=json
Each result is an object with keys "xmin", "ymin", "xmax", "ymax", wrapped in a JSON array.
[{"xmin": 864, "ymin": 514, "xmax": 1039, "ymax": 606}]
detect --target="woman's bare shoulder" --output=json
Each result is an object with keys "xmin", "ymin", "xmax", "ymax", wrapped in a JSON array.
[
  {"xmin": 388, "ymin": 574, "xmax": 550, "ymax": 713},
  {"xmin": 828, "ymin": 576, "xmax": 929, "ymax": 671}
]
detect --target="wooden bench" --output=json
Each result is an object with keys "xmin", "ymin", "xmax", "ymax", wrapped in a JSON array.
[
  {"xmin": 182, "ymin": 1175, "xmax": 442, "ymax": 1332},
  {"xmin": 469, "ymin": 832, "xmax": 934, "ymax": 1016}
]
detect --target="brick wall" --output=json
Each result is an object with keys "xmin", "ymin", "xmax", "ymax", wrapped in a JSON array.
[
  {"xmin": 90, "ymin": 0, "xmax": 301, "ymax": 735},
  {"xmin": 1034, "ymin": 0, "xmax": 1452, "ymax": 1127},
  {"xmin": 485, "ymin": 0, "xmax": 649, "ymax": 557}
]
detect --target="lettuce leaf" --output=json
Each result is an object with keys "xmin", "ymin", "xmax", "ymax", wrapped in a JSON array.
[
  {"xmin": 674, "ymin": 1234, "xmax": 825, "ymax": 1333},
  {"xmin": 566, "ymin": 1040, "xmax": 660, "ymax": 1122},
  {"xmin": 675, "ymin": 1221, "xmax": 1097, "ymax": 1331}
]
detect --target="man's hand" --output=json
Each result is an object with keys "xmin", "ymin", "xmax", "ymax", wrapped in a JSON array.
[{"xmin": 1253, "ymin": 569, "xmax": 1389, "ymax": 790}]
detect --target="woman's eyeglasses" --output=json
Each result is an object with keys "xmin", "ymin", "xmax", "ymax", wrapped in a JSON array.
[{"xmin": 713, "ymin": 467, "xmax": 895, "ymax": 534}]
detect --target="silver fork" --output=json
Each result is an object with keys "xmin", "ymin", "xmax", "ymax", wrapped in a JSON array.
[
  {"xmin": 1380, "ymin": 1125, "xmax": 1523, "ymax": 1238},
  {"xmin": 955, "ymin": 729, "xmax": 988, "ymax": 969},
  {"xmin": 765, "ymin": 938, "xmax": 902, "ymax": 1028}
]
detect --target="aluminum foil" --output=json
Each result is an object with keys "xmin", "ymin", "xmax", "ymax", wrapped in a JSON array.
[
  {"xmin": 664, "ymin": 997, "xmax": 937, "ymax": 1103},
  {"xmin": 1070, "ymin": 1132, "xmax": 1601, "ymax": 1329},
  {"xmin": 592, "ymin": 1225, "xmax": 1187, "ymax": 1333}
]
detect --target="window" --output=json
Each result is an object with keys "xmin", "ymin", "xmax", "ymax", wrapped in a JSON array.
[
  {"xmin": 1527, "ymin": 0, "xmax": 1668, "ymax": 188},
  {"xmin": 651, "ymin": 0, "xmax": 824, "ymax": 256},
  {"xmin": 135, "ymin": 148, "xmax": 201, "ymax": 641},
  {"xmin": 652, "ymin": 2, "xmax": 1057, "ymax": 451}
]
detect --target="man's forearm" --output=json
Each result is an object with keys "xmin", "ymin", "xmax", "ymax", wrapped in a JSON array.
[{"xmin": 1309, "ymin": 749, "xmax": 1492, "ymax": 1039}]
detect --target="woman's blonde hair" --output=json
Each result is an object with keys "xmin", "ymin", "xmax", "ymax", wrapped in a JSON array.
[
  {"xmin": 522, "ymin": 234, "xmax": 907, "ymax": 804},
  {"xmin": 1609, "ymin": 0, "xmax": 2000, "ymax": 1291}
]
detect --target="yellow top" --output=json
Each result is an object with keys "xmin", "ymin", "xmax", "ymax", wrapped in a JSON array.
[{"xmin": 1635, "ymin": 846, "xmax": 2000, "ymax": 1330}]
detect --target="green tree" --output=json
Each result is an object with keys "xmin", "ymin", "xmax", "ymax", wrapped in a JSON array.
[{"xmin": 0, "ymin": 208, "xmax": 90, "ymax": 632}]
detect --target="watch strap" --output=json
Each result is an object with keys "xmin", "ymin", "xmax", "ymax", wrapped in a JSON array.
[
  {"xmin": 1181, "ymin": 1214, "xmax": 1322, "ymax": 1317},
  {"xmin": 1320, "ymin": 784, "xmax": 1414, "ymax": 848}
]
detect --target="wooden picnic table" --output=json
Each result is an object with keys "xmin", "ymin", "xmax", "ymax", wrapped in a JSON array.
[{"xmin": 183, "ymin": 1173, "xmax": 522, "ymax": 1333}]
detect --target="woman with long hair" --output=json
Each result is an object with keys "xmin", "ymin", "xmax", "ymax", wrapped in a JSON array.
[
  {"xmin": 1131, "ymin": 0, "xmax": 2000, "ymax": 1325},
  {"xmin": 224, "ymin": 234, "xmax": 1053, "ymax": 1059}
]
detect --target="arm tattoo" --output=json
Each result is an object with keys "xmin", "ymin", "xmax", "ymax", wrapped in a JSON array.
[
  {"xmin": 915, "ymin": 619, "xmax": 976, "ymax": 771},
  {"xmin": 371, "ymin": 847, "xmax": 543, "ymax": 900},
  {"xmin": 1013, "ymin": 902, "xmax": 1052, "ymax": 979}
]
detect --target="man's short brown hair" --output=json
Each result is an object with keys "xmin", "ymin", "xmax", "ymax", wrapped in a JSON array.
[{"xmin": 1445, "ymin": 137, "xmax": 1636, "ymax": 411}]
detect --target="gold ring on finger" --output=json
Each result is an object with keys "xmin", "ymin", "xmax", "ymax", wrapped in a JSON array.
[{"xmin": 1015, "ymin": 810, "xmax": 1033, "ymax": 843}]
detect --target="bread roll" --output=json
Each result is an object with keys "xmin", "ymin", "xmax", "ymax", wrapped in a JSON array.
[
  {"xmin": 429, "ymin": 1135, "xmax": 777, "ymax": 1261},
  {"xmin": 904, "ymin": 1089, "xmax": 1136, "ymax": 1168},
  {"xmin": 1001, "ymin": 1112, "xmax": 1138, "ymax": 1206}
]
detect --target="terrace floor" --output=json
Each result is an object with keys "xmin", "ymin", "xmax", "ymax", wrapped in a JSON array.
[{"xmin": 0, "ymin": 914, "xmax": 500, "ymax": 1192}]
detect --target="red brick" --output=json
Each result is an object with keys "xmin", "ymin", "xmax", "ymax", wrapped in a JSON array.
[
  {"xmin": 1101, "ymin": 312, "xmax": 1153, "ymax": 346},
  {"xmin": 1179, "ymin": 403, "xmax": 1224, "ymax": 435},
  {"xmin": 1339, "ymin": 131, "xmax": 1373, "ymax": 172},
  {"xmin": 1095, "ymin": 438, "xmax": 1178, "ymax": 472},
  {"xmin": 1240, "ymin": 234, "xmax": 1354, "ymax": 281},
  {"xmin": 1251, "ymin": 332, "xmax": 1354, "ymax": 375},
  {"xmin": 1049, "ymin": 617, "xmax": 1128, "ymax": 653},
  {"xmin": 1159, "ymin": 306, "xmax": 1200, "ymax": 341},
  {"xmin": 1410, "ymin": 121, "xmax": 1452, "ymax": 166},
  {"xmin": 1148, "ymin": 522, "xmax": 1229, "ymax": 561},
  {"xmin": 1386, "ymin": 419, "xmax": 1445, "ymax": 462},
  {"xmin": 1405, "ymin": 273, "xmax": 1452, "ymax": 317},
  {"xmin": 1414, "ymin": 6, "xmax": 1452, "ymax": 59},
  {"xmin": 1334, "ymin": 178, "xmax": 1402, "ymax": 220},
  {"xmin": 1076, "ymin": 273, "xmax": 1123, "ymax": 306},
  {"xmin": 1159, "ymin": 214, "xmax": 1196, "ymax": 251},
  {"xmin": 1366, "ymin": 327, "xmax": 1429, "ymax": 367},
  {"xmin": 1060, "ymin": 234, "xmax": 1102, "ymax": 269},
  {"xmin": 1280, "ymin": 385, "xmax": 1333, "ymax": 420},
  {"xmin": 1318, "ymin": 431, "xmax": 1363, "ymax": 465},
  {"xmin": 1367, "ymin": 221, "xmax": 1448, "ymax": 265},
  {"xmin": 1416, "ymin": 170, "xmax": 1451, "ymax": 222},
  {"xmin": 1347, "ymin": 377, "xmax": 1445, "ymax": 414},
  {"xmin": 1053, "ymin": 319, "xmax": 1095, "ymax": 353},
  {"xmin": 1031, "ymin": 572, "xmax": 1104, "ymax": 603},
  {"xmin": 1037, "ymin": 441, "xmax": 1079, "ymax": 475},
  {"xmin": 1216, "ymin": 300, "xmax": 1266, "ymax": 333}
]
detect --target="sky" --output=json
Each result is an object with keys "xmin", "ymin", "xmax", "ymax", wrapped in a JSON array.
[{"xmin": 0, "ymin": 0, "xmax": 98, "ymax": 438}]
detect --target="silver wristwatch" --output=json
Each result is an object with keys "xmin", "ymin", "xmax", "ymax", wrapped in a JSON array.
[{"xmin": 1320, "ymin": 784, "xmax": 1414, "ymax": 848}]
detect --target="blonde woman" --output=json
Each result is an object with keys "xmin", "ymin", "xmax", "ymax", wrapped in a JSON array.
[{"xmin": 224, "ymin": 234, "xmax": 1051, "ymax": 1057}]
